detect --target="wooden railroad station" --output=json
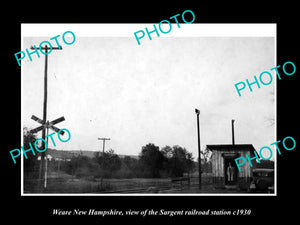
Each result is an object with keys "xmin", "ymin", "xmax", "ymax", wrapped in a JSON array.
[{"xmin": 207, "ymin": 144, "xmax": 258, "ymax": 189}]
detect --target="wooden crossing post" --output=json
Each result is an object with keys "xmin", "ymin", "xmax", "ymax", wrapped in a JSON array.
[{"xmin": 29, "ymin": 44, "xmax": 63, "ymax": 191}]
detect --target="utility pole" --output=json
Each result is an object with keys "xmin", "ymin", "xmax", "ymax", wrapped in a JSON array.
[
  {"xmin": 97, "ymin": 137, "xmax": 110, "ymax": 190},
  {"xmin": 232, "ymin": 119, "xmax": 235, "ymax": 145},
  {"xmin": 30, "ymin": 44, "xmax": 62, "ymax": 192},
  {"xmin": 44, "ymin": 124, "xmax": 49, "ymax": 189},
  {"xmin": 195, "ymin": 108, "xmax": 201, "ymax": 190},
  {"xmin": 98, "ymin": 138, "xmax": 111, "ymax": 154}
]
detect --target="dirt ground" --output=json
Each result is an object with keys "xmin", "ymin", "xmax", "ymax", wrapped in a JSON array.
[{"xmin": 24, "ymin": 172, "xmax": 256, "ymax": 194}]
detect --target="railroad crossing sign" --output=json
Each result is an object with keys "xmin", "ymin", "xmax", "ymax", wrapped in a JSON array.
[{"xmin": 30, "ymin": 115, "xmax": 65, "ymax": 135}]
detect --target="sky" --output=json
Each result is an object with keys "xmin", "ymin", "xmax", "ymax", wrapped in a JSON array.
[{"xmin": 22, "ymin": 33, "xmax": 275, "ymax": 160}]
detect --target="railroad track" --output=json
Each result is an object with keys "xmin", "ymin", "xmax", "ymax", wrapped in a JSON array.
[
  {"xmin": 97, "ymin": 184, "xmax": 194, "ymax": 193},
  {"xmin": 95, "ymin": 179, "xmax": 202, "ymax": 194}
]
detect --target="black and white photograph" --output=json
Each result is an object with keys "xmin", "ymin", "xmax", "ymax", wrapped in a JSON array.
[
  {"xmin": 21, "ymin": 24, "xmax": 276, "ymax": 195},
  {"xmin": 4, "ymin": 4, "xmax": 298, "ymax": 223}
]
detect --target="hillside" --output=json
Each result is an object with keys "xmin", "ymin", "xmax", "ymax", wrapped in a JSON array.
[{"xmin": 46, "ymin": 149, "xmax": 139, "ymax": 160}]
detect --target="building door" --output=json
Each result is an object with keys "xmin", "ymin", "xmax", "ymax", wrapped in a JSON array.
[{"xmin": 224, "ymin": 158, "xmax": 238, "ymax": 185}]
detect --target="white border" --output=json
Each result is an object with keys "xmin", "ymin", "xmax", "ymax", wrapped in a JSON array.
[
  {"xmin": 21, "ymin": 23, "xmax": 276, "ymax": 37},
  {"xmin": 21, "ymin": 23, "xmax": 277, "ymax": 196}
]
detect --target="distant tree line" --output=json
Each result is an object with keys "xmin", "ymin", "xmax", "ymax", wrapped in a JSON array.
[
  {"xmin": 22, "ymin": 128, "xmax": 210, "ymax": 179},
  {"xmin": 23, "ymin": 128, "xmax": 273, "ymax": 181},
  {"xmin": 63, "ymin": 143, "xmax": 196, "ymax": 179}
]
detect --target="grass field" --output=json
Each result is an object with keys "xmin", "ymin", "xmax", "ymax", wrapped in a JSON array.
[{"xmin": 23, "ymin": 171, "xmax": 252, "ymax": 194}]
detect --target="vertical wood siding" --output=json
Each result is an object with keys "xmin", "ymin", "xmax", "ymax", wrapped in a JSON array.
[{"xmin": 211, "ymin": 151, "xmax": 251, "ymax": 178}]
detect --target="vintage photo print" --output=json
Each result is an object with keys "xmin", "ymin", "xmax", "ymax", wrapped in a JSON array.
[{"xmin": 21, "ymin": 24, "xmax": 276, "ymax": 196}]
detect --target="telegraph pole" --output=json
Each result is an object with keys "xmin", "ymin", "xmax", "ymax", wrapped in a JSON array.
[
  {"xmin": 98, "ymin": 138, "xmax": 111, "ymax": 154},
  {"xmin": 44, "ymin": 124, "xmax": 49, "ymax": 189},
  {"xmin": 232, "ymin": 119, "xmax": 235, "ymax": 145},
  {"xmin": 97, "ymin": 137, "xmax": 110, "ymax": 190},
  {"xmin": 195, "ymin": 108, "xmax": 201, "ymax": 190},
  {"xmin": 30, "ymin": 45, "xmax": 62, "ymax": 191}
]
